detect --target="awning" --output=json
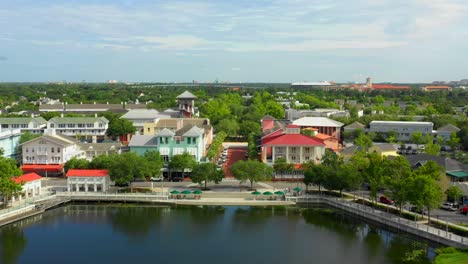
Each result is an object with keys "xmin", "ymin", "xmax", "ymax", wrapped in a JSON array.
[
  {"xmin": 447, "ymin": 171, "xmax": 468, "ymax": 178},
  {"xmin": 21, "ymin": 164, "xmax": 64, "ymax": 172}
]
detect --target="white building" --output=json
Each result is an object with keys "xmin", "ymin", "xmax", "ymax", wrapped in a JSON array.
[
  {"xmin": 66, "ymin": 169, "xmax": 110, "ymax": 192},
  {"xmin": 0, "ymin": 116, "xmax": 47, "ymax": 134},
  {"xmin": 292, "ymin": 117, "xmax": 344, "ymax": 139},
  {"xmin": 286, "ymin": 108, "xmax": 350, "ymax": 121},
  {"xmin": 11, "ymin": 173, "xmax": 42, "ymax": 203},
  {"xmin": 369, "ymin": 121, "xmax": 434, "ymax": 141},
  {"xmin": 120, "ymin": 109, "xmax": 170, "ymax": 135},
  {"xmin": 47, "ymin": 116, "xmax": 109, "ymax": 142}
]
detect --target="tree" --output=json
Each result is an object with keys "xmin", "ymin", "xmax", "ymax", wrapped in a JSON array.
[
  {"xmin": 143, "ymin": 151, "xmax": 164, "ymax": 177},
  {"xmin": 247, "ymin": 133, "xmax": 258, "ymax": 160},
  {"xmin": 447, "ymin": 132, "xmax": 461, "ymax": 150},
  {"xmin": 0, "ymin": 156, "xmax": 23, "ymax": 207},
  {"xmin": 230, "ymin": 160, "xmax": 273, "ymax": 190},
  {"xmin": 386, "ymin": 131, "xmax": 398, "ymax": 143},
  {"xmin": 457, "ymin": 127, "xmax": 468, "ymax": 150},
  {"xmin": 89, "ymin": 154, "xmax": 115, "ymax": 169},
  {"xmin": 362, "ymin": 153, "xmax": 387, "ymax": 203},
  {"xmin": 411, "ymin": 132, "xmax": 424, "ymax": 145},
  {"xmin": 303, "ymin": 164, "xmax": 326, "ymax": 192},
  {"xmin": 384, "ymin": 156, "xmax": 412, "ymax": 214},
  {"xmin": 216, "ymin": 119, "xmax": 240, "ymax": 137},
  {"xmin": 168, "ymin": 152, "xmax": 196, "ymax": 179},
  {"xmin": 354, "ymin": 133, "xmax": 373, "ymax": 150},
  {"xmin": 445, "ymin": 186, "xmax": 463, "ymax": 203},
  {"xmin": 207, "ymin": 131, "xmax": 227, "ymax": 161},
  {"xmin": 273, "ymin": 158, "xmax": 294, "ymax": 174},
  {"xmin": 108, "ymin": 152, "xmax": 151, "ymax": 185},
  {"xmin": 425, "ymin": 141, "xmax": 441, "ymax": 155},
  {"xmin": 265, "ymin": 101, "xmax": 285, "ymax": 119},
  {"xmin": 106, "ymin": 118, "xmax": 136, "ymax": 139},
  {"xmin": 191, "ymin": 163, "xmax": 224, "ymax": 190},
  {"xmin": 64, "ymin": 157, "xmax": 90, "ymax": 172},
  {"xmin": 239, "ymin": 120, "xmax": 261, "ymax": 138}
]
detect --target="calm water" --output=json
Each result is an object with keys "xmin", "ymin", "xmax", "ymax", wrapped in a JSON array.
[{"xmin": 0, "ymin": 205, "xmax": 437, "ymax": 264}]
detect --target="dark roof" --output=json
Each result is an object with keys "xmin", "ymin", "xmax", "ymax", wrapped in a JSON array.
[
  {"xmin": 341, "ymin": 145, "xmax": 361, "ymax": 155},
  {"xmin": 437, "ymin": 124, "xmax": 460, "ymax": 132},
  {"xmin": 344, "ymin": 121, "xmax": 365, "ymax": 130},
  {"xmin": 405, "ymin": 154, "xmax": 468, "ymax": 172},
  {"xmin": 372, "ymin": 143, "xmax": 397, "ymax": 152}
]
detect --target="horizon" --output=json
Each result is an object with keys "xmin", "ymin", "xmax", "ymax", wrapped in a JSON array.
[{"xmin": 1, "ymin": 0, "xmax": 468, "ymax": 83}]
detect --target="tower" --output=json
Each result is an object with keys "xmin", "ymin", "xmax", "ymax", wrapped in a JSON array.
[
  {"xmin": 177, "ymin": 91, "xmax": 197, "ymax": 118},
  {"xmin": 366, "ymin": 77, "xmax": 372, "ymax": 88}
]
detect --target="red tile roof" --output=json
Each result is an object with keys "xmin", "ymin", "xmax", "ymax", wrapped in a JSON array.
[
  {"xmin": 66, "ymin": 169, "xmax": 109, "ymax": 177},
  {"xmin": 314, "ymin": 133, "xmax": 333, "ymax": 140},
  {"xmin": 12, "ymin": 173, "xmax": 42, "ymax": 184},
  {"xmin": 372, "ymin": 84, "xmax": 410, "ymax": 90},
  {"xmin": 262, "ymin": 129, "xmax": 284, "ymax": 145},
  {"xmin": 21, "ymin": 164, "xmax": 63, "ymax": 172},
  {"xmin": 263, "ymin": 134, "xmax": 325, "ymax": 146}
]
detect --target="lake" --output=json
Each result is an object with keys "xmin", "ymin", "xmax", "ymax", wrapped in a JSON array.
[{"xmin": 0, "ymin": 205, "xmax": 437, "ymax": 264}]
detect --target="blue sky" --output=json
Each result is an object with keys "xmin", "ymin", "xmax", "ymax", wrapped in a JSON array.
[{"xmin": 1, "ymin": 0, "xmax": 468, "ymax": 83}]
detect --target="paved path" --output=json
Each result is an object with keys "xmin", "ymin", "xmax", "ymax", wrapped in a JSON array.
[{"xmin": 224, "ymin": 147, "xmax": 247, "ymax": 178}]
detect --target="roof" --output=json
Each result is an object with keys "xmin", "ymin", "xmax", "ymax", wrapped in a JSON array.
[
  {"xmin": 0, "ymin": 117, "xmax": 47, "ymax": 125},
  {"xmin": 120, "ymin": 109, "xmax": 166, "ymax": 120},
  {"xmin": 66, "ymin": 104, "xmax": 123, "ymax": 110},
  {"xmin": 157, "ymin": 128, "xmax": 176, "ymax": 137},
  {"xmin": 263, "ymin": 133, "xmax": 325, "ymax": 146},
  {"xmin": 437, "ymin": 124, "xmax": 460, "ymax": 132},
  {"xmin": 49, "ymin": 117, "xmax": 109, "ymax": 124},
  {"xmin": 21, "ymin": 164, "xmax": 63, "ymax": 172},
  {"xmin": 340, "ymin": 145, "xmax": 361, "ymax": 155},
  {"xmin": 423, "ymin": 86, "xmax": 451, "ymax": 89},
  {"xmin": 292, "ymin": 117, "xmax": 344, "ymax": 128},
  {"xmin": 177, "ymin": 91, "xmax": 197, "ymax": 99},
  {"xmin": 39, "ymin": 104, "xmax": 63, "ymax": 110},
  {"xmin": 22, "ymin": 133, "xmax": 78, "ymax": 146},
  {"xmin": 405, "ymin": 154, "xmax": 468, "ymax": 172},
  {"xmin": 66, "ymin": 169, "xmax": 109, "ymax": 177},
  {"xmin": 447, "ymin": 171, "xmax": 468, "ymax": 178},
  {"xmin": 125, "ymin": 104, "xmax": 147, "ymax": 110},
  {"xmin": 78, "ymin": 142, "xmax": 121, "ymax": 151},
  {"xmin": 181, "ymin": 126, "xmax": 204, "ymax": 137},
  {"xmin": 262, "ymin": 115, "xmax": 276, "ymax": 121},
  {"xmin": 12, "ymin": 173, "xmax": 42, "ymax": 184},
  {"xmin": 370, "ymin": 121, "xmax": 433, "ymax": 126},
  {"xmin": 371, "ymin": 143, "xmax": 397, "ymax": 152},
  {"xmin": 344, "ymin": 121, "xmax": 366, "ymax": 130},
  {"xmin": 372, "ymin": 84, "xmax": 410, "ymax": 90},
  {"xmin": 128, "ymin": 135, "xmax": 158, "ymax": 147},
  {"xmin": 314, "ymin": 133, "xmax": 333, "ymax": 140}
]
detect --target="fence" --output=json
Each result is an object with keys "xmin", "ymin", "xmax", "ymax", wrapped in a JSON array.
[
  {"xmin": 287, "ymin": 195, "xmax": 468, "ymax": 248},
  {"xmin": 56, "ymin": 192, "xmax": 170, "ymax": 202}
]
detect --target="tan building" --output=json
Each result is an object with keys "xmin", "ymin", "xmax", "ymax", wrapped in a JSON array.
[{"xmin": 422, "ymin": 85, "xmax": 452, "ymax": 92}]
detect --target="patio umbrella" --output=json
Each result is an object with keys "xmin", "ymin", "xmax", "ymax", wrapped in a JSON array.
[
  {"xmin": 192, "ymin": 190, "xmax": 203, "ymax": 194},
  {"xmin": 181, "ymin": 190, "xmax": 192, "ymax": 195},
  {"xmin": 274, "ymin": 191, "xmax": 285, "ymax": 195},
  {"xmin": 293, "ymin": 187, "xmax": 302, "ymax": 192},
  {"xmin": 263, "ymin": 191, "xmax": 273, "ymax": 195},
  {"xmin": 251, "ymin": 191, "xmax": 262, "ymax": 195},
  {"xmin": 170, "ymin": 190, "xmax": 180, "ymax": 194}
]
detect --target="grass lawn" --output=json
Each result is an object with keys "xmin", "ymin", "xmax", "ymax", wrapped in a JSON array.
[{"xmin": 434, "ymin": 251, "xmax": 468, "ymax": 264}]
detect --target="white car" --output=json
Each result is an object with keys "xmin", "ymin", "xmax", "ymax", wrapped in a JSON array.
[
  {"xmin": 441, "ymin": 202, "xmax": 457, "ymax": 211},
  {"xmin": 150, "ymin": 176, "xmax": 164, "ymax": 182}
]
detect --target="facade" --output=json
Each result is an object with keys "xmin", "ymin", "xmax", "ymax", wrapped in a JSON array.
[
  {"xmin": 262, "ymin": 125, "xmax": 326, "ymax": 166},
  {"xmin": 21, "ymin": 132, "xmax": 84, "ymax": 175},
  {"xmin": 437, "ymin": 124, "xmax": 460, "ymax": 141},
  {"xmin": 177, "ymin": 91, "xmax": 198, "ymax": 118},
  {"xmin": 368, "ymin": 143, "xmax": 399, "ymax": 157},
  {"xmin": 120, "ymin": 109, "xmax": 170, "ymax": 135},
  {"xmin": 11, "ymin": 173, "xmax": 42, "ymax": 203},
  {"xmin": 422, "ymin": 86, "xmax": 452, "ymax": 92},
  {"xmin": 47, "ymin": 116, "xmax": 109, "ymax": 142},
  {"xmin": 292, "ymin": 117, "xmax": 344, "ymax": 139},
  {"xmin": 130, "ymin": 124, "xmax": 209, "ymax": 162},
  {"xmin": 369, "ymin": 121, "xmax": 434, "ymax": 141},
  {"xmin": 0, "ymin": 129, "xmax": 21, "ymax": 158},
  {"xmin": 0, "ymin": 116, "xmax": 47, "ymax": 134},
  {"xmin": 143, "ymin": 118, "xmax": 213, "ymax": 145},
  {"xmin": 66, "ymin": 169, "xmax": 110, "ymax": 192}
]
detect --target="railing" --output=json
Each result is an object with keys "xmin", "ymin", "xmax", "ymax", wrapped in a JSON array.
[
  {"xmin": 56, "ymin": 192, "xmax": 170, "ymax": 201},
  {"xmin": 287, "ymin": 195, "xmax": 468, "ymax": 248}
]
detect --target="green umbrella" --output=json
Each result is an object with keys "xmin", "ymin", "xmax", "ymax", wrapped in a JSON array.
[
  {"xmin": 192, "ymin": 190, "xmax": 203, "ymax": 194},
  {"xmin": 170, "ymin": 190, "xmax": 180, "ymax": 194},
  {"xmin": 181, "ymin": 190, "xmax": 192, "ymax": 195},
  {"xmin": 263, "ymin": 191, "xmax": 273, "ymax": 195},
  {"xmin": 274, "ymin": 191, "xmax": 285, "ymax": 195},
  {"xmin": 293, "ymin": 187, "xmax": 302, "ymax": 192},
  {"xmin": 251, "ymin": 191, "xmax": 261, "ymax": 195}
]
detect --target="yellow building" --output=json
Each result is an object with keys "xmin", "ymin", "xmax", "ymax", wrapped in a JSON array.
[{"xmin": 368, "ymin": 143, "xmax": 398, "ymax": 157}]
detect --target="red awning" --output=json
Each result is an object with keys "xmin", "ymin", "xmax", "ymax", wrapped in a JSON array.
[{"xmin": 21, "ymin": 164, "xmax": 63, "ymax": 172}]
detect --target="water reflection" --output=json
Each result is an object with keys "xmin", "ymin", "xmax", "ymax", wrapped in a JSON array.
[{"xmin": 0, "ymin": 225, "xmax": 27, "ymax": 264}]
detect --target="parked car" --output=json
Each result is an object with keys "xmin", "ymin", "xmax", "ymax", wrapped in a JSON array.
[
  {"xmin": 441, "ymin": 202, "xmax": 458, "ymax": 211},
  {"xmin": 409, "ymin": 206, "xmax": 427, "ymax": 215},
  {"xmin": 379, "ymin": 196, "xmax": 394, "ymax": 205},
  {"xmin": 150, "ymin": 176, "xmax": 164, "ymax": 182},
  {"xmin": 460, "ymin": 206, "xmax": 468, "ymax": 215}
]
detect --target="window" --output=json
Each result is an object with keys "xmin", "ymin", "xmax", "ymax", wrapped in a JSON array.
[
  {"xmin": 304, "ymin": 147, "xmax": 310, "ymax": 154},
  {"xmin": 57, "ymin": 147, "xmax": 60, "ymax": 153},
  {"xmin": 147, "ymin": 128, "xmax": 150, "ymax": 133},
  {"xmin": 21, "ymin": 124, "xmax": 27, "ymax": 128},
  {"xmin": 1, "ymin": 124, "xmax": 7, "ymax": 128},
  {"xmin": 160, "ymin": 137, "xmax": 163, "ymax": 144},
  {"xmin": 291, "ymin": 147, "xmax": 296, "ymax": 154},
  {"xmin": 305, "ymin": 155, "xmax": 310, "ymax": 160},
  {"xmin": 67, "ymin": 124, "xmax": 75, "ymax": 128},
  {"xmin": 51, "ymin": 147, "xmax": 54, "ymax": 153},
  {"xmin": 12, "ymin": 124, "xmax": 19, "ymax": 128},
  {"xmin": 31, "ymin": 148, "xmax": 35, "ymax": 153},
  {"xmin": 50, "ymin": 124, "xmax": 55, "ymax": 128},
  {"xmin": 26, "ymin": 148, "xmax": 29, "ymax": 153},
  {"xmin": 78, "ymin": 124, "xmax": 85, "ymax": 128},
  {"xmin": 176, "ymin": 140, "xmax": 180, "ymax": 144},
  {"xmin": 187, "ymin": 138, "xmax": 191, "ymax": 144},
  {"xmin": 291, "ymin": 155, "xmax": 296, "ymax": 161},
  {"xmin": 99, "ymin": 123, "xmax": 104, "ymax": 128},
  {"xmin": 165, "ymin": 137, "xmax": 168, "ymax": 144},
  {"xmin": 193, "ymin": 137, "xmax": 196, "ymax": 144},
  {"xmin": 87, "ymin": 124, "xmax": 93, "ymax": 128},
  {"xmin": 58, "ymin": 124, "xmax": 66, "ymax": 128},
  {"xmin": 162, "ymin": 155, "xmax": 169, "ymax": 162}
]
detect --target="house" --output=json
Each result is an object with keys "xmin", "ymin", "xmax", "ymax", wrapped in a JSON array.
[
  {"xmin": 120, "ymin": 109, "xmax": 170, "ymax": 135},
  {"xmin": 0, "ymin": 129, "xmax": 21, "ymax": 158},
  {"xmin": 343, "ymin": 121, "xmax": 366, "ymax": 135},
  {"xmin": 47, "ymin": 116, "xmax": 109, "ymax": 142},
  {"xmin": 368, "ymin": 143, "xmax": 399, "ymax": 157},
  {"xmin": 0, "ymin": 116, "xmax": 47, "ymax": 134},
  {"xmin": 369, "ymin": 121, "xmax": 433, "ymax": 141},
  {"xmin": 10, "ymin": 173, "xmax": 43, "ymax": 204},
  {"xmin": 436, "ymin": 124, "xmax": 460, "ymax": 141},
  {"xmin": 292, "ymin": 117, "xmax": 344, "ymax": 138},
  {"xmin": 143, "ymin": 118, "xmax": 213, "ymax": 146},
  {"xmin": 313, "ymin": 132, "xmax": 340, "ymax": 151},
  {"xmin": 21, "ymin": 132, "xmax": 85, "ymax": 176},
  {"xmin": 262, "ymin": 125, "xmax": 326, "ymax": 166},
  {"xmin": 66, "ymin": 169, "xmax": 110, "ymax": 192},
  {"xmin": 422, "ymin": 86, "xmax": 452, "ymax": 92},
  {"xmin": 78, "ymin": 142, "xmax": 122, "ymax": 161},
  {"xmin": 405, "ymin": 154, "xmax": 468, "ymax": 182},
  {"xmin": 129, "ymin": 124, "xmax": 211, "ymax": 162}
]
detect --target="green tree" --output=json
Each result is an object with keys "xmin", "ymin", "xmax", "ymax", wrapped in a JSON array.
[
  {"xmin": 411, "ymin": 132, "xmax": 424, "ymax": 144},
  {"xmin": 384, "ymin": 156, "xmax": 412, "ymax": 214},
  {"xmin": 64, "ymin": 157, "xmax": 90, "ymax": 172},
  {"xmin": 0, "ymin": 156, "xmax": 23, "ymax": 207},
  {"xmin": 457, "ymin": 127, "xmax": 468, "ymax": 150},
  {"xmin": 247, "ymin": 133, "xmax": 258, "ymax": 160},
  {"xmin": 386, "ymin": 131, "xmax": 398, "ymax": 143},
  {"xmin": 447, "ymin": 132, "xmax": 461, "ymax": 150},
  {"xmin": 363, "ymin": 153, "xmax": 387, "ymax": 203},
  {"xmin": 445, "ymin": 186, "xmax": 463, "ymax": 203},
  {"xmin": 230, "ymin": 160, "xmax": 273, "ymax": 190},
  {"xmin": 190, "ymin": 163, "xmax": 224, "ymax": 190},
  {"xmin": 303, "ymin": 164, "xmax": 326, "ymax": 192},
  {"xmin": 207, "ymin": 131, "xmax": 227, "ymax": 161},
  {"xmin": 273, "ymin": 158, "xmax": 294, "ymax": 173},
  {"xmin": 108, "ymin": 152, "xmax": 150, "ymax": 185},
  {"xmin": 168, "ymin": 152, "xmax": 197, "ymax": 179},
  {"xmin": 425, "ymin": 141, "xmax": 441, "ymax": 155},
  {"xmin": 216, "ymin": 119, "xmax": 240, "ymax": 137},
  {"xmin": 354, "ymin": 133, "xmax": 373, "ymax": 150},
  {"xmin": 265, "ymin": 101, "xmax": 285, "ymax": 119},
  {"xmin": 89, "ymin": 154, "xmax": 115, "ymax": 169},
  {"xmin": 239, "ymin": 120, "xmax": 261, "ymax": 138},
  {"xmin": 106, "ymin": 118, "xmax": 136, "ymax": 139},
  {"xmin": 143, "ymin": 151, "xmax": 164, "ymax": 177}
]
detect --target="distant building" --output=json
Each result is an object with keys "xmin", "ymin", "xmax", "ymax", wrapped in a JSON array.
[
  {"xmin": 372, "ymin": 84, "xmax": 410, "ymax": 90},
  {"xmin": 291, "ymin": 81, "xmax": 332, "ymax": 88},
  {"xmin": 285, "ymin": 108, "xmax": 349, "ymax": 121},
  {"xmin": 405, "ymin": 154, "xmax": 468, "ymax": 182},
  {"xmin": 120, "ymin": 109, "xmax": 170, "ymax": 135},
  {"xmin": 343, "ymin": 121, "xmax": 366, "ymax": 135},
  {"xmin": 0, "ymin": 129, "xmax": 21, "ymax": 158},
  {"xmin": 47, "ymin": 116, "xmax": 109, "ymax": 142},
  {"xmin": 292, "ymin": 117, "xmax": 344, "ymax": 139},
  {"xmin": 437, "ymin": 124, "xmax": 460, "ymax": 141},
  {"xmin": 369, "ymin": 121, "xmax": 433, "ymax": 141},
  {"xmin": 422, "ymin": 85, "xmax": 452, "ymax": 92},
  {"xmin": 0, "ymin": 116, "xmax": 47, "ymax": 134}
]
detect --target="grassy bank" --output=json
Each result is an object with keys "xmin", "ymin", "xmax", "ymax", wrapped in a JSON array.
[{"xmin": 434, "ymin": 247, "xmax": 468, "ymax": 264}]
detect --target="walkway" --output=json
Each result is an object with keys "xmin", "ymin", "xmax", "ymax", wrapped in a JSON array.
[{"xmin": 224, "ymin": 147, "xmax": 247, "ymax": 178}]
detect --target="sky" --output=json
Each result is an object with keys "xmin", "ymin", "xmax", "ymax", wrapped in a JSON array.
[{"xmin": 1, "ymin": 0, "xmax": 468, "ymax": 83}]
